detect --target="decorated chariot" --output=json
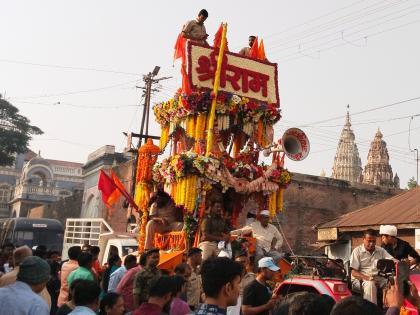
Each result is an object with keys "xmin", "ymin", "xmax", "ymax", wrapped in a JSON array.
[{"xmin": 132, "ymin": 24, "xmax": 309, "ymax": 258}]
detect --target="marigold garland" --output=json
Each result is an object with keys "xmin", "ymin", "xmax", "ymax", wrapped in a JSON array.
[
  {"xmin": 137, "ymin": 209, "xmax": 148, "ymax": 252},
  {"xmin": 134, "ymin": 182, "xmax": 150, "ymax": 212},
  {"xmin": 268, "ymin": 191, "xmax": 277, "ymax": 218},
  {"xmin": 136, "ymin": 139, "xmax": 160, "ymax": 182},
  {"xmin": 195, "ymin": 114, "xmax": 207, "ymax": 141},
  {"xmin": 160, "ymin": 126, "xmax": 169, "ymax": 150},
  {"xmin": 277, "ymin": 188, "xmax": 284, "ymax": 212},
  {"xmin": 173, "ymin": 175, "xmax": 198, "ymax": 213}
]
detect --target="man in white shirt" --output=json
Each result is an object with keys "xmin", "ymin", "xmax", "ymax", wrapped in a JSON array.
[
  {"xmin": 231, "ymin": 210, "xmax": 283, "ymax": 264},
  {"xmin": 350, "ymin": 228, "xmax": 396, "ymax": 305}
]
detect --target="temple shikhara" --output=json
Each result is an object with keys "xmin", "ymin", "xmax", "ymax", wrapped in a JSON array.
[
  {"xmin": 362, "ymin": 129, "xmax": 399, "ymax": 188},
  {"xmin": 331, "ymin": 111, "xmax": 399, "ymax": 188},
  {"xmin": 331, "ymin": 111, "xmax": 363, "ymax": 183}
]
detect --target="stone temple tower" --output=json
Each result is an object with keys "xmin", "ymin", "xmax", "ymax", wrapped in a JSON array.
[
  {"xmin": 331, "ymin": 110, "xmax": 363, "ymax": 182},
  {"xmin": 362, "ymin": 129, "xmax": 395, "ymax": 187}
]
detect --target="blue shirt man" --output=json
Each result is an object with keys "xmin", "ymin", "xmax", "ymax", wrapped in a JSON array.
[{"xmin": 0, "ymin": 256, "xmax": 51, "ymax": 315}]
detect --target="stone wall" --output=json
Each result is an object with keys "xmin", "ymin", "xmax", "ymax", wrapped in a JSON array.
[
  {"xmin": 279, "ymin": 172, "xmax": 401, "ymax": 254},
  {"xmin": 28, "ymin": 191, "xmax": 83, "ymax": 225}
]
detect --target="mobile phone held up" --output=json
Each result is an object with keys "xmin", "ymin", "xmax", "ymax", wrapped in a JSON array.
[{"xmin": 396, "ymin": 261, "xmax": 410, "ymax": 297}]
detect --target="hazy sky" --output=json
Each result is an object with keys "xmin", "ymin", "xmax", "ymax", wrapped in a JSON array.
[{"xmin": 1, "ymin": 0, "xmax": 420, "ymax": 187}]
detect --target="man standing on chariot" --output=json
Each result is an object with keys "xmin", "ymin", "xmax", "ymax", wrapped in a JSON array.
[
  {"xmin": 182, "ymin": 9, "xmax": 209, "ymax": 45},
  {"xmin": 238, "ymin": 35, "xmax": 256, "ymax": 57}
]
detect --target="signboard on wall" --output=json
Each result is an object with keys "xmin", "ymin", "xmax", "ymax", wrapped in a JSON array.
[{"xmin": 318, "ymin": 227, "xmax": 338, "ymax": 241}]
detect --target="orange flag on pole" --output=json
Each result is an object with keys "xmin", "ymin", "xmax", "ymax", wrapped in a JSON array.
[
  {"xmin": 173, "ymin": 33, "xmax": 187, "ymax": 65},
  {"xmin": 249, "ymin": 36, "xmax": 259, "ymax": 59},
  {"xmin": 98, "ymin": 170, "xmax": 120, "ymax": 210},
  {"xmin": 98, "ymin": 170, "xmax": 138, "ymax": 214},
  {"xmin": 214, "ymin": 23, "xmax": 229, "ymax": 51},
  {"xmin": 258, "ymin": 39, "xmax": 266, "ymax": 61}
]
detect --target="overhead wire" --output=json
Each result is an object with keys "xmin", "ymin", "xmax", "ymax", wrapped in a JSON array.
[
  {"xmin": 0, "ymin": 59, "xmax": 141, "ymax": 76},
  {"xmin": 8, "ymin": 78, "xmax": 141, "ymax": 100},
  {"xmin": 290, "ymin": 96, "xmax": 420, "ymax": 126},
  {"xmin": 15, "ymin": 100, "xmax": 140, "ymax": 109},
  {"xmin": 279, "ymin": 17, "xmax": 420, "ymax": 63},
  {"xmin": 267, "ymin": 0, "xmax": 412, "ymax": 52},
  {"xmin": 269, "ymin": 3, "xmax": 420, "ymax": 55}
]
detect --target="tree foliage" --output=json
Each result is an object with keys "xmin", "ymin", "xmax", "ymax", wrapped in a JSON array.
[
  {"xmin": 407, "ymin": 176, "xmax": 418, "ymax": 190},
  {"xmin": 0, "ymin": 97, "xmax": 43, "ymax": 166}
]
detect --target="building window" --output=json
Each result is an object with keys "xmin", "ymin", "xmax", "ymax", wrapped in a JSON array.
[{"xmin": 0, "ymin": 185, "xmax": 11, "ymax": 203}]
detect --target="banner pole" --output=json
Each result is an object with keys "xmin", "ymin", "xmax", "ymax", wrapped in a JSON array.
[{"xmin": 205, "ymin": 23, "xmax": 227, "ymax": 157}]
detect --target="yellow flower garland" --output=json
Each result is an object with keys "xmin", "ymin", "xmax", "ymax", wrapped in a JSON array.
[
  {"xmin": 277, "ymin": 188, "xmax": 284, "ymax": 212},
  {"xmin": 160, "ymin": 126, "xmax": 169, "ymax": 150},
  {"xmin": 195, "ymin": 114, "xmax": 207, "ymax": 141},
  {"xmin": 172, "ymin": 175, "xmax": 198, "ymax": 213},
  {"xmin": 186, "ymin": 116, "xmax": 196, "ymax": 138}
]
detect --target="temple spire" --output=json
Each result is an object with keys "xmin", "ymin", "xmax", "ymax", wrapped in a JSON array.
[
  {"xmin": 331, "ymin": 106, "xmax": 363, "ymax": 182},
  {"xmin": 362, "ymin": 129, "xmax": 395, "ymax": 187}
]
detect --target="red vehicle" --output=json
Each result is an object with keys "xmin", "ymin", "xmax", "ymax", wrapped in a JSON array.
[
  {"xmin": 277, "ymin": 276, "xmax": 352, "ymax": 302},
  {"xmin": 275, "ymin": 255, "xmax": 352, "ymax": 302}
]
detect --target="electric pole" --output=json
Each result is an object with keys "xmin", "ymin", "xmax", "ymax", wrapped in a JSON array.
[
  {"xmin": 123, "ymin": 66, "xmax": 171, "ymax": 226},
  {"xmin": 137, "ymin": 66, "xmax": 171, "ymax": 148}
]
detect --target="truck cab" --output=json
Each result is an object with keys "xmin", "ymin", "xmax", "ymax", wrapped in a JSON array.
[{"xmin": 101, "ymin": 236, "xmax": 138, "ymax": 265}]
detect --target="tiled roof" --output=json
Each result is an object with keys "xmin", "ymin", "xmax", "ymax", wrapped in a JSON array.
[{"xmin": 319, "ymin": 187, "xmax": 420, "ymax": 229}]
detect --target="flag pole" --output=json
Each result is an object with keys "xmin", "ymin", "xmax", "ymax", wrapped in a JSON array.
[{"xmin": 206, "ymin": 23, "xmax": 227, "ymax": 157}]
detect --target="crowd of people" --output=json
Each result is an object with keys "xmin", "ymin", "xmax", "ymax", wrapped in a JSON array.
[
  {"xmin": 1, "ymin": 190, "xmax": 420, "ymax": 315},
  {"xmin": 0, "ymin": 235, "xmax": 419, "ymax": 315}
]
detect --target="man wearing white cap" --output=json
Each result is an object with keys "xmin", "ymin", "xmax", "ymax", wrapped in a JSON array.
[
  {"xmin": 231, "ymin": 210, "xmax": 283, "ymax": 264},
  {"xmin": 242, "ymin": 257, "xmax": 280, "ymax": 315},
  {"xmin": 380, "ymin": 224, "xmax": 420, "ymax": 265}
]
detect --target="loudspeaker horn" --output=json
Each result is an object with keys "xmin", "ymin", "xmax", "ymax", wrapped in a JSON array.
[{"xmin": 263, "ymin": 128, "xmax": 310, "ymax": 161}]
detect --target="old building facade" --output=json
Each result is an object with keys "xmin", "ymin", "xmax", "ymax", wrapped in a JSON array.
[{"xmin": 0, "ymin": 151, "xmax": 84, "ymax": 218}]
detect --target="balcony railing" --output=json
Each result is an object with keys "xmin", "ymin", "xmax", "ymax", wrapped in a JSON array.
[{"xmin": 13, "ymin": 184, "xmax": 66, "ymax": 199}]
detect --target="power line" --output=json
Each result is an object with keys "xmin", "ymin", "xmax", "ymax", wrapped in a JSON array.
[
  {"xmin": 31, "ymin": 138, "xmax": 98, "ymax": 148},
  {"xmin": 0, "ymin": 59, "xmax": 141, "ymax": 76},
  {"xmin": 279, "ymin": 17, "xmax": 420, "ymax": 63},
  {"xmin": 297, "ymin": 113, "xmax": 420, "ymax": 128},
  {"xmin": 269, "ymin": 3, "xmax": 419, "ymax": 55},
  {"xmin": 267, "ymin": 0, "xmax": 410, "ymax": 51},
  {"xmin": 8, "ymin": 79, "xmax": 140, "ymax": 100},
  {"xmin": 294, "ymin": 96, "xmax": 420, "ymax": 126},
  {"xmin": 16, "ymin": 100, "xmax": 140, "ymax": 109}
]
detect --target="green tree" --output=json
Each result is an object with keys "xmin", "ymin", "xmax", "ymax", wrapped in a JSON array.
[
  {"xmin": 0, "ymin": 96, "xmax": 43, "ymax": 166},
  {"xmin": 407, "ymin": 176, "xmax": 418, "ymax": 190}
]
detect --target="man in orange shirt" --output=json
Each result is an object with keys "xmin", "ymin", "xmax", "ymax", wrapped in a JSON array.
[{"xmin": 57, "ymin": 246, "xmax": 81, "ymax": 306}]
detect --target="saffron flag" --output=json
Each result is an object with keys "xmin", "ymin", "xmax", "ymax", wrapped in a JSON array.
[
  {"xmin": 249, "ymin": 36, "xmax": 259, "ymax": 59},
  {"xmin": 181, "ymin": 65, "xmax": 192, "ymax": 95},
  {"xmin": 98, "ymin": 170, "xmax": 119, "ymax": 208},
  {"xmin": 110, "ymin": 170, "xmax": 139, "ymax": 211},
  {"xmin": 213, "ymin": 23, "xmax": 229, "ymax": 51},
  {"xmin": 258, "ymin": 39, "xmax": 266, "ymax": 61},
  {"xmin": 98, "ymin": 170, "xmax": 139, "ymax": 212},
  {"xmin": 173, "ymin": 33, "xmax": 186, "ymax": 65}
]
